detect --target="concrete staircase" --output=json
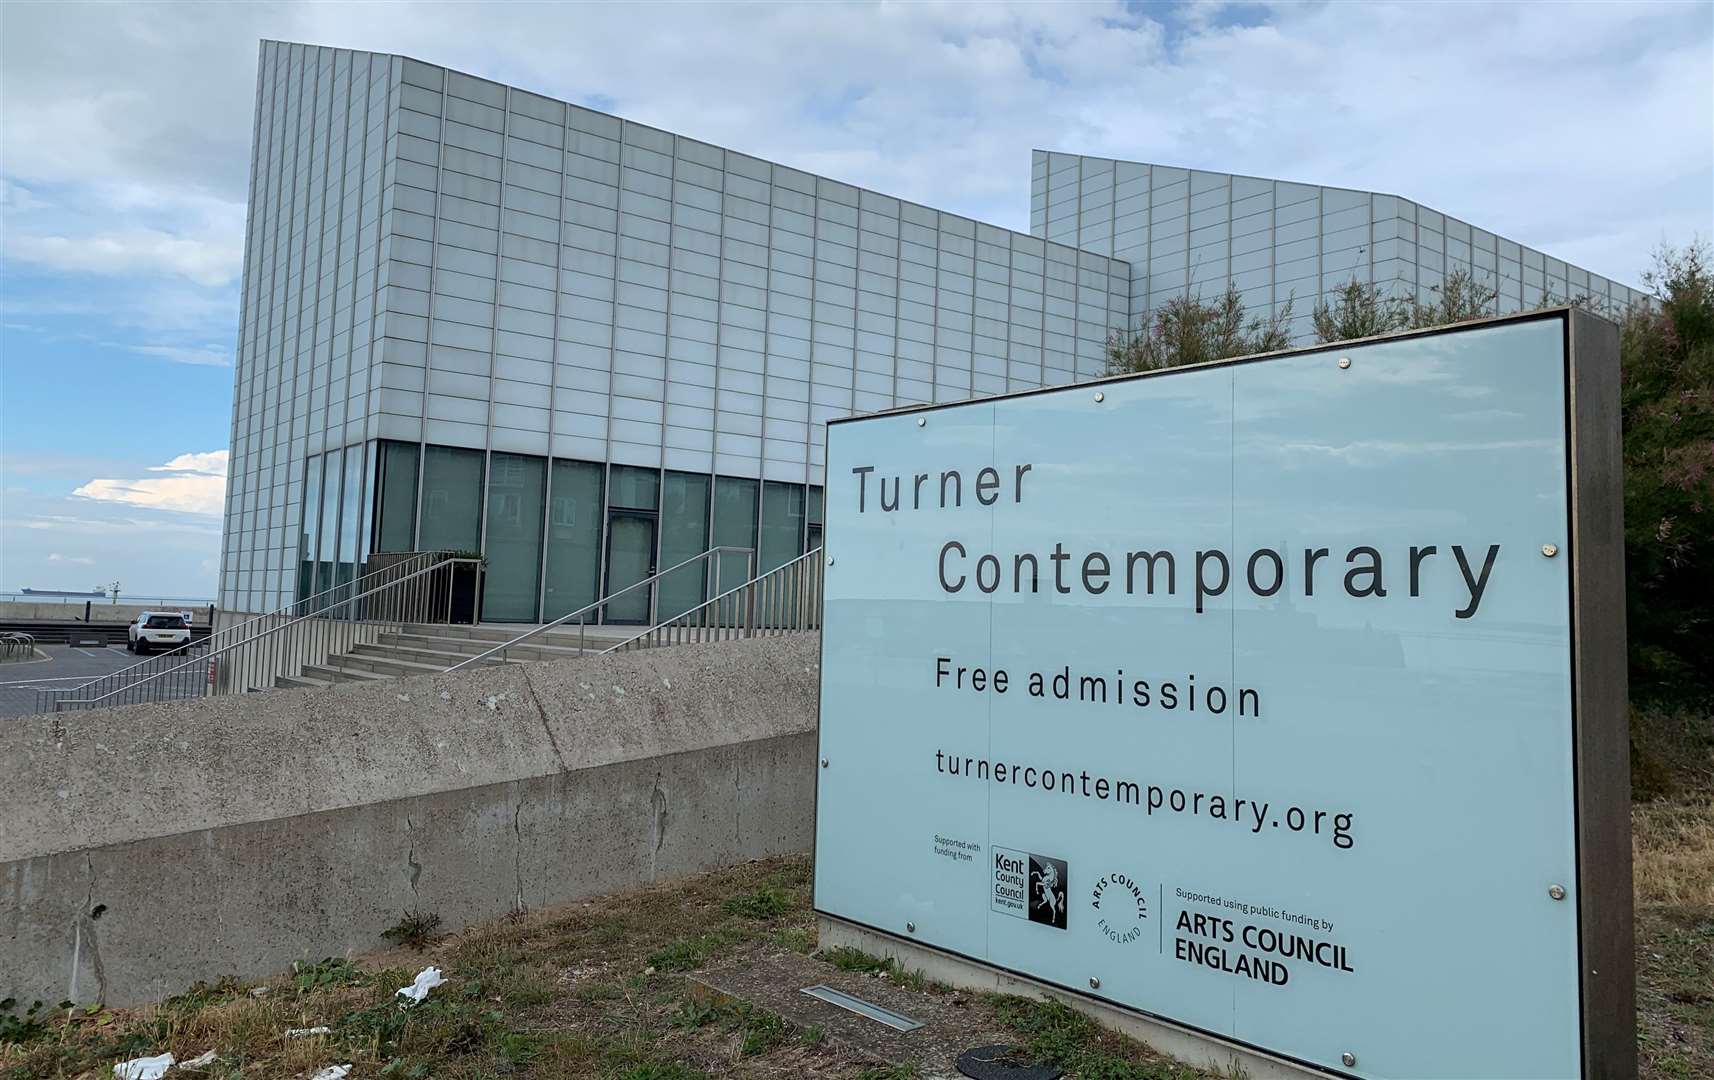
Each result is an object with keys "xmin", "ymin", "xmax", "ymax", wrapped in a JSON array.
[{"xmin": 273, "ymin": 622, "xmax": 640, "ymax": 689}]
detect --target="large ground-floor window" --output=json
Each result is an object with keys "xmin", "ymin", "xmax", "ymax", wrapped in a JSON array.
[{"xmin": 304, "ymin": 439, "xmax": 823, "ymax": 624}]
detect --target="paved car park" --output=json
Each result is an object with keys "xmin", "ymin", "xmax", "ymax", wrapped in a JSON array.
[{"xmin": 0, "ymin": 645, "xmax": 186, "ymax": 718}]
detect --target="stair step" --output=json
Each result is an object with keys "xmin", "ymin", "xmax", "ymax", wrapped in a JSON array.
[
  {"xmin": 328, "ymin": 652, "xmax": 451, "ymax": 678},
  {"xmin": 397, "ymin": 623, "xmax": 635, "ymax": 649},
  {"xmin": 275, "ymin": 674, "xmax": 331, "ymax": 689},
  {"xmin": 350, "ymin": 642, "xmax": 512, "ymax": 669},
  {"xmin": 302, "ymin": 663, "xmax": 390, "ymax": 684},
  {"xmin": 376, "ymin": 633, "xmax": 591, "ymax": 662}
]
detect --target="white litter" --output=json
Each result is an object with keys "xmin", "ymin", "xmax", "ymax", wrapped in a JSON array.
[
  {"xmin": 395, "ymin": 965, "xmax": 446, "ymax": 1005},
  {"xmin": 113, "ymin": 1053, "xmax": 174, "ymax": 1080},
  {"xmin": 180, "ymin": 1051, "xmax": 218, "ymax": 1069},
  {"xmin": 308, "ymin": 1066, "xmax": 352, "ymax": 1080},
  {"xmin": 285, "ymin": 1026, "xmax": 331, "ymax": 1038}
]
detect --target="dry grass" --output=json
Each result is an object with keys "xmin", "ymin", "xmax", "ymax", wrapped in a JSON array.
[
  {"xmin": 1636, "ymin": 799, "xmax": 1714, "ymax": 910},
  {"xmin": 5, "ymin": 730, "xmax": 1713, "ymax": 1080}
]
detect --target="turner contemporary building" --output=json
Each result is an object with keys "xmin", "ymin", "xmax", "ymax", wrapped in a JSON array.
[{"xmin": 219, "ymin": 39, "xmax": 1644, "ymax": 623}]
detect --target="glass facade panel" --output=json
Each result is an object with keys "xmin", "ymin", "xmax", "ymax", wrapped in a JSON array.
[
  {"xmin": 373, "ymin": 440, "xmax": 420, "ymax": 553},
  {"xmin": 657, "ymin": 471, "xmax": 711, "ymax": 621},
  {"xmin": 315, "ymin": 447, "xmax": 344, "ymax": 595},
  {"xmin": 712, "ymin": 475, "xmax": 759, "ymax": 594},
  {"xmin": 481, "ymin": 453, "xmax": 547, "ymax": 622},
  {"xmin": 760, "ymin": 481, "xmax": 805, "ymax": 572},
  {"xmin": 609, "ymin": 464, "xmax": 660, "ymax": 510},
  {"xmin": 542, "ymin": 459, "xmax": 604, "ymax": 619},
  {"xmin": 604, "ymin": 513, "xmax": 655, "ymax": 623},
  {"xmin": 418, "ymin": 446, "xmax": 485, "ymax": 553},
  {"xmin": 297, "ymin": 454, "xmax": 323, "ymax": 602},
  {"xmin": 336, "ymin": 446, "xmax": 363, "ymax": 588},
  {"xmin": 807, "ymin": 484, "xmax": 824, "ymax": 552}
]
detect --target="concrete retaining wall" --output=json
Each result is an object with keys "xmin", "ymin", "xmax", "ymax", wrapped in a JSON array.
[
  {"xmin": 2, "ymin": 635, "xmax": 820, "ymax": 1006},
  {"xmin": 0, "ymin": 601, "xmax": 213, "ymax": 624}
]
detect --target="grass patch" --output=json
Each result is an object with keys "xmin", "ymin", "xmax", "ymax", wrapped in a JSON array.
[
  {"xmin": 647, "ymin": 934, "xmax": 726, "ymax": 973},
  {"xmin": 990, "ymin": 994, "xmax": 1206, "ymax": 1080},
  {"xmin": 820, "ymin": 945, "xmax": 891, "ymax": 974},
  {"xmin": 722, "ymin": 887, "xmax": 793, "ymax": 921}
]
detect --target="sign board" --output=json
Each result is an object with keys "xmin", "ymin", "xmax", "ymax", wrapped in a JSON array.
[{"xmin": 814, "ymin": 310, "xmax": 1630, "ymax": 1080}]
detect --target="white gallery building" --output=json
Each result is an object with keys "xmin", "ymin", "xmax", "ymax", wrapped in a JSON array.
[{"xmin": 219, "ymin": 40, "xmax": 1643, "ymax": 623}]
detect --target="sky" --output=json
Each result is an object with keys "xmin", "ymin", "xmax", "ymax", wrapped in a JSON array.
[{"xmin": 2, "ymin": 0, "xmax": 1710, "ymax": 601}]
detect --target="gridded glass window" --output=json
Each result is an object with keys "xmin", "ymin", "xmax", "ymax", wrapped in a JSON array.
[
  {"xmin": 336, "ymin": 447, "xmax": 364, "ymax": 588},
  {"xmin": 760, "ymin": 481, "xmax": 806, "ymax": 573},
  {"xmin": 296, "ymin": 453, "xmax": 323, "ymax": 602},
  {"xmin": 372, "ymin": 441, "xmax": 420, "ymax": 553},
  {"xmin": 609, "ymin": 464, "xmax": 660, "ymax": 510},
  {"xmin": 657, "ymin": 471, "xmax": 711, "ymax": 621},
  {"xmin": 473, "ymin": 453, "xmax": 542, "ymax": 622},
  {"xmin": 543, "ymin": 460, "xmax": 604, "ymax": 619},
  {"xmin": 712, "ymin": 475, "xmax": 759, "ymax": 594},
  {"xmin": 314, "ymin": 447, "xmax": 344, "ymax": 595},
  {"xmin": 419, "ymin": 445, "xmax": 485, "ymax": 553},
  {"xmin": 807, "ymin": 485, "xmax": 824, "ymax": 551}
]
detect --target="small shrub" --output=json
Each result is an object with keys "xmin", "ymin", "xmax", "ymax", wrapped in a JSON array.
[
  {"xmin": 670, "ymin": 997, "xmax": 720, "ymax": 1031},
  {"xmin": 0, "ymin": 998, "xmax": 68, "ymax": 1045},
  {"xmin": 292, "ymin": 957, "xmax": 367, "ymax": 992},
  {"xmin": 382, "ymin": 909, "xmax": 443, "ymax": 951}
]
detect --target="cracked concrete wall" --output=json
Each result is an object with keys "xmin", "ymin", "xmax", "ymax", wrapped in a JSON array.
[{"xmin": 1, "ymin": 635, "xmax": 820, "ymax": 1007}]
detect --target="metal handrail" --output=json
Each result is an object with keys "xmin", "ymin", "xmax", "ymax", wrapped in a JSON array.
[
  {"xmin": 34, "ymin": 550, "xmax": 456, "ymax": 712},
  {"xmin": 49, "ymin": 556, "xmax": 483, "ymax": 712},
  {"xmin": 446, "ymin": 545, "xmax": 756, "ymax": 670},
  {"xmin": 601, "ymin": 546, "xmax": 823, "ymax": 654}
]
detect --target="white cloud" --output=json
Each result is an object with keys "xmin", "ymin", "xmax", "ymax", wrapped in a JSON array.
[
  {"xmin": 2, "ymin": 0, "xmax": 1707, "ymax": 302},
  {"xmin": 72, "ymin": 450, "xmax": 228, "ymax": 516},
  {"xmin": 7, "ymin": 229, "xmax": 243, "ymax": 288},
  {"xmin": 149, "ymin": 451, "xmax": 229, "ymax": 476},
  {"xmin": 125, "ymin": 344, "xmax": 233, "ymax": 367}
]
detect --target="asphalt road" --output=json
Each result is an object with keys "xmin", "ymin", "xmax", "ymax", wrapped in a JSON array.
[{"xmin": 0, "ymin": 644, "xmax": 194, "ymax": 718}]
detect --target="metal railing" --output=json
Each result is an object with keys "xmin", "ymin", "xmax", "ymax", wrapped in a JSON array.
[
  {"xmin": 602, "ymin": 546, "xmax": 823, "ymax": 653},
  {"xmin": 446, "ymin": 546, "xmax": 756, "ymax": 671},
  {"xmin": 36, "ymin": 552, "xmax": 480, "ymax": 712}
]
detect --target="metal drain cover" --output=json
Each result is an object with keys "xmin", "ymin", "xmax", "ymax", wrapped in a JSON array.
[
  {"xmin": 798, "ymin": 984, "xmax": 923, "ymax": 1031},
  {"xmin": 955, "ymin": 1044, "xmax": 1063, "ymax": 1080}
]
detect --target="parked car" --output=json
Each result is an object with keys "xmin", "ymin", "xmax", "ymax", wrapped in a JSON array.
[{"xmin": 128, "ymin": 611, "xmax": 191, "ymax": 655}]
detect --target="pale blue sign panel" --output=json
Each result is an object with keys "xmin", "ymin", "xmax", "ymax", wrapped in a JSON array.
[{"xmin": 815, "ymin": 316, "xmax": 1582, "ymax": 1080}]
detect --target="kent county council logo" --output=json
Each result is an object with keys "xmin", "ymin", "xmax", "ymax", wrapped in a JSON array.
[
  {"xmin": 992, "ymin": 847, "xmax": 1068, "ymax": 930},
  {"xmin": 1090, "ymin": 871, "xmax": 1149, "ymax": 946}
]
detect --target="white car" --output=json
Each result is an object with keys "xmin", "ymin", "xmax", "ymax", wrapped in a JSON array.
[{"xmin": 128, "ymin": 611, "xmax": 191, "ymax": 655}]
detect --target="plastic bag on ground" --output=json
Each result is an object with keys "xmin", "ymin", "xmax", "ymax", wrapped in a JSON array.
[
  {"xmin": 113, "ymin": 1053, "xmax": 174, "ymax": 1080},
  {"xmin": 395, "ymin": 965, "xmax": 445, "ymax": 1005},
  {"xmin": 307, "ymin": 1066, "xmax": 351, "ymax": 1080}
]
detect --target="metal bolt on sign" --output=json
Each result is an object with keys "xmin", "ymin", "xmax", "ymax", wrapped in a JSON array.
[
  {"xmin": 1093, "ymin": 391, "xmax": 1105, "ymax": 403},
  {"xmin": 906, "ymin": 921, "xmax": 916, "ymax": 933},
  {"xmin": 1088, "ymin": 976, "xmax": 1101, "ymax": 989},
  {"xmin": 820, "ymin": 758, "xmax": 829, "ymax": 768},
  {"xmin": 1541, "ymin": 543, "xmax": 1559, "ymax": 558},
  {"xmin": 916, "ymin": 416, "xmax": 926, "ymax": 427},
  {"xmin": 826, "ymin": 556, "xmax": 835, "ymax": 567},
  {"xmin": 1549, "ymin": 884, "xmax": 1567, "ymax": 900},
  {"xmin": 1337, "ymin": 356, "xmax": 1352, "ymax": 369},
  {"xmin": 1341, "ymin": 1052, "xmax": 1357, "ymax": 1067}
]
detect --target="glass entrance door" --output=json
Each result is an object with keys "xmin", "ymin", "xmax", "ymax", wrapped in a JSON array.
[{"xmin": 603, "ymin": 512, "xmax": 656, "ymax": 624}]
